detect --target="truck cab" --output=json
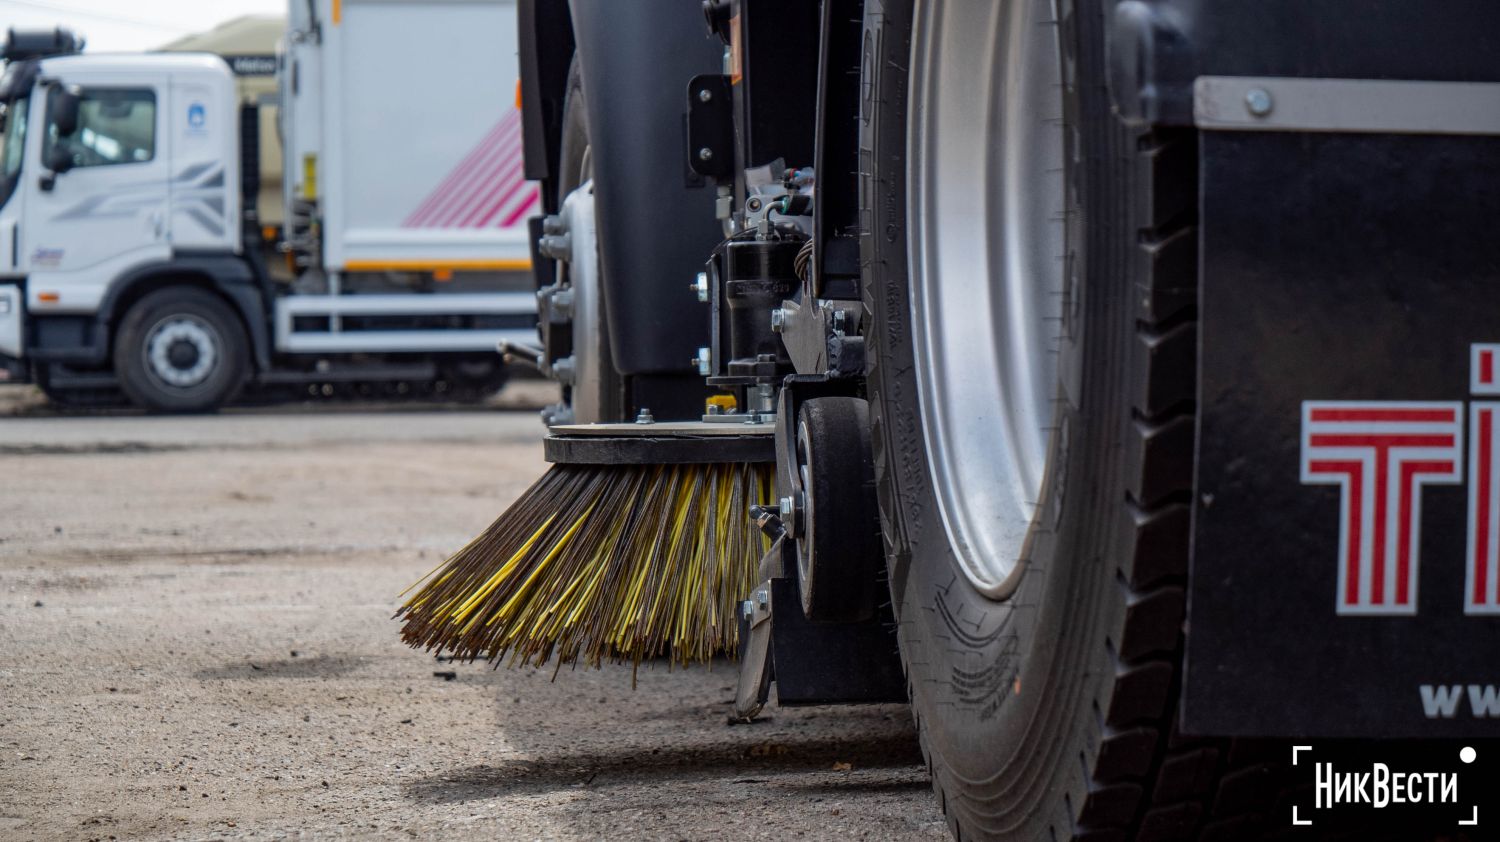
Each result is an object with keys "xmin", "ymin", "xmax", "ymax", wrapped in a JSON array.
[
  {"xmin": 0, "ymin": 48, "xmax": 251, "ymax": 402},
  {"xmin": 0, "ymin": 52, "xmax": 240, "ymax": 337}
]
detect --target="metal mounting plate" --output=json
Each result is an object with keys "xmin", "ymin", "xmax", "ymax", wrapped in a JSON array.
[{"xmin": 1194, "ymin": 76, "xmax": 1500, "ymax": 135}]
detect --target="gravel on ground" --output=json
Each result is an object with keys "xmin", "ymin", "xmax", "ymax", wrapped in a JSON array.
[{"xmin": 0, "ymin": 384, "xmax": 943, "ymax": 841}]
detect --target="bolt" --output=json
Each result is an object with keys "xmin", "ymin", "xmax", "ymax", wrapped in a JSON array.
[
  {"xmin": 706, "ymin": 403, "xmax": 722, "ymax": 415},
  {"xmin": 747, "ymin": 197, "xmax": 762, "ymax": 211},
  {"xmin": 695, "ymin": 346, "xmax": 712, "ymax": 376},
  {"xmin": 755, "ymin": 589, "xmax": 769, "ymax": 610},
  {"xmin": 698, "ymin": 88, "xmax": 713, "ymax": 103},
  {"xmin": 741, "ymin": 599, "xmax": 754, "ymax": 618},
  {"xmin": 778, "ymin": 493, "xmax": 802, "ymax": 536},
  {"xmin": 770, "ymin": 308, "xmax": 786, "ymax": 332},
  {"xmin": 552, "ymin": 355, "xmax": 576, "ymax": 386},
  {"xmin": 537, "ymin": 232, "xmax": 572, "ymax": 261},
  {"xmin": 550, "ymin": 287, "xmax": 574, "ymax": 322},
  {"xmin": 635, "ymin": 407, "xmax": 655, "ymax": 425},
  {"xmin": 698, "ymin": 147, "xmax": 714, "ymax": 162},
  {"xmin": 1244, "ymin": 87, "xmax": 1273, "ymax": 117},
  {"xmin": 831, "ymin": 309, "xmax": 848, "ymax": 334},
  {"xmin": 693, "ymin": 271, "xmax": 709, "ymax": 302},
  {"xmin": 539, "ymin": 401, "xmax": 574, "ymax": 427}
]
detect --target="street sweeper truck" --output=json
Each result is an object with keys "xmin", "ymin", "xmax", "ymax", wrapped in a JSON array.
[
  {"xmin": 401, "ymin": 0, "xmax": 1500, "ymax": 838},
  {"xmin": 0, "ymin": 0, "xmax": 536, "ymax": 411}
]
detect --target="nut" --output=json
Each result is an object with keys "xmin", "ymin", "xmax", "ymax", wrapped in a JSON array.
[{"xmin": 1244, "ymin": 87, "xmax": 1273, "ymax": 117}]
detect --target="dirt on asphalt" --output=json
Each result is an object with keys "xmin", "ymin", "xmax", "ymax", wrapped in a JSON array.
[{"xmin": 0, "ymin": 384, "xmax": 944, "ymax": 841}]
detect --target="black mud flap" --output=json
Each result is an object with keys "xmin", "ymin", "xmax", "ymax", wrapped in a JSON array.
[{"xmin": 1184, "ymin": 121, "xmax": 1500, "ymax": 737}]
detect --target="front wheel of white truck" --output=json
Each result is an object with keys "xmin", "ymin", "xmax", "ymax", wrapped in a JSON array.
[
  {"xmin": 113, "ymin": 286, "xmax": 249, "ymax": 413},
  {"xmin": 860, "ymin": 0, "xmax": 1285, "ymax": 838}
]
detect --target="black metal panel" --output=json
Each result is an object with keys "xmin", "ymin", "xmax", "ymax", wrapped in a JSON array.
[
  {"xmin": 1185, "ymin": 130, "xmax": 1500, "ymax": 737},
  {"xmin": 568, "ymin": 0, "xmax": 721, "ymax": 377},
  {"xmin": 1109, "ymin": 0, "xmax": 1500, "ymax": 127},
  {"xmin": 733, "ymin": 0, "xmax": 821, "ymax": 172},
  {"xmin": 626, "ymin": 372, "xmax": 713, "ymax": 421},
  {"xmin": 517, "ymin": 0, "xmax": 574, "ymax": 194},
  {"xmin": 811, "ymin": 0, "xmax": 863, "ymax": 300},
  {"xmin": 686, "ymin": 74, "xmax": 733, "ymax": 181},
  {"xmin": 770, "ymin": 575, "xmax": 905, "ymax": 705}
]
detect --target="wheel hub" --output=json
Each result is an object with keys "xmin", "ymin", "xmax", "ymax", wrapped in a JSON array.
[
  {"xmin": 907, "ymin": 0, "xmax": 1067, "ymax": 597},
  {"xmin": 146, "ymin": 317, "xmax": 218, "ymax": 388},
  {"xmin": 167, "ymin": 339, "xmax": 200, "ymax": 370}
]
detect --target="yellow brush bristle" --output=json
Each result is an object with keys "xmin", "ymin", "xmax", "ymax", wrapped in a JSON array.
[{"xmin": 397, "ymin": 462, "xmax": 773, "ymax": 668}]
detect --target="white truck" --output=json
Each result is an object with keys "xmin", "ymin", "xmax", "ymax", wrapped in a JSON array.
[{"xmin": 0, "ymin": 1, "xmax": 536, "ymax": 412}]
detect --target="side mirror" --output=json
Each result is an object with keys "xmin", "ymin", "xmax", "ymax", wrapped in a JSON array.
[
  {"xmin": 39, "ymin": 144, "xmax": 72, "ymax": 190},
  {"xmin": 44, "ymin": 144, "xmax": 73, "ymax": 174},
  {"xmin": 47, "ymin": 85, "xmax": 80, "ymax": 138}
]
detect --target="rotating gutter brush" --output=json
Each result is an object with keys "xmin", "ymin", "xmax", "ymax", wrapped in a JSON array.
[
  {"xmin": 397, "ymin": 421, "xmax": 775, "ymax": 669},
  {"xmin": 400, "ymin": 178, "xmax": 810, "ymax": 673}
]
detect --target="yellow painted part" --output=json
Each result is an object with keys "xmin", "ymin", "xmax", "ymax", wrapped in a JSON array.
[
  {"xmin": 562, "ymin": 554, "xmax": 609, "ymax": 627},
  {"xmin": 302, "ymin": 154, "xmax": 317, "ymax": 201},
  {"xmin": 706, "ymin": 394, "xmax": 737, "ymax": 413},
  {"xmin": 331, "ymin": 0, "xmax": 342, "ymax": 25},
  {"xmin": 643, "ymin": 472, "xmax": 697, "ymax": 643},
  {"xmin": 489, "ymin": 504, "xmax": 594, "ymax": 626},
  {"xmin": 342, "ymin": 259, "xmax": 533, "ymax": 273},
  {"xmin": 446, "ymin": 513, "xmax": 556, "ymax": 624},
  {"xmin": 548, "ymin": 514, "xmax": 624, "ymax": 625},
  {"xmin": 398, "ymin": 461, "xmax": 776, "ymax": 667}
]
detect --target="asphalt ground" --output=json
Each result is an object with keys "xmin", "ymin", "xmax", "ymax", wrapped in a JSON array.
[{"xmin": 0, "ymin": 383, "xmax": 944, "ymax": 841}]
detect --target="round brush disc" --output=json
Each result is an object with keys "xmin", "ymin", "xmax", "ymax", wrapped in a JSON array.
[{"xmin": 544, "ymin": 421, "xmax": 774, "ymax": 465}]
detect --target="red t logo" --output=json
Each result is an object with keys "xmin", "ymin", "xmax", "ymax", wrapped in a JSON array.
[{"xmin": 1301, "ymin": 402, "xmax": 1463, "ymax": 615}]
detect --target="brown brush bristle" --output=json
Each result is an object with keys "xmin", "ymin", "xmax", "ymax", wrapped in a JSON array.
[{"xmin": 397, "ymin": 462, "xmax": 773, "ymax": 668}]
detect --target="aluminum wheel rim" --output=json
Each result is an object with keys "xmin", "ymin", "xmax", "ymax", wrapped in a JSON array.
[
  {"xmin": 907, "ymin": 0, "xmax": 1066, "ymax": 597},
  {"xmin": 145, "ymin": 316, "xmax": 218, "ymax": 388}
]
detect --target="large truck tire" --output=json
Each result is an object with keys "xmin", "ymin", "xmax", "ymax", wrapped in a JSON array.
[
  {"xmin": 555, "ymin": 56, "xmax": 623, "ymax": 424},
  {"xmin": 113, "ymin": 286, "xmax": 249, "ymax": 413},
  {"xmin": 860, "ymin": 1, "xmax": 1283, "ymax": 839}
]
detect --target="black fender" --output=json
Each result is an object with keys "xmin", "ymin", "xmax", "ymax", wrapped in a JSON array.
[
  {"xmin": 517, "ymin": 0, "xmax": 574, "ymax": 201},
  {"xmin": 567, "ymin": 0, "xmax": 723, "ymax": 376},
  {"xmin": 517, "ymin": 0, "xmax": 575, "ymax": 297},
  {"xmin": 518, "ymin": 0, "xmax": 724, "ymax": 376},
  {"xmin": 97, "ymin": 253, "xmax": 271, "ymax": 372}
]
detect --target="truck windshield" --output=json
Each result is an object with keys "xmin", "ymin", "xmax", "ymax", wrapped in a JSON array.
[{"xmin": 0, "ymin": 96, "xmax": 27, "ymax": 207}]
